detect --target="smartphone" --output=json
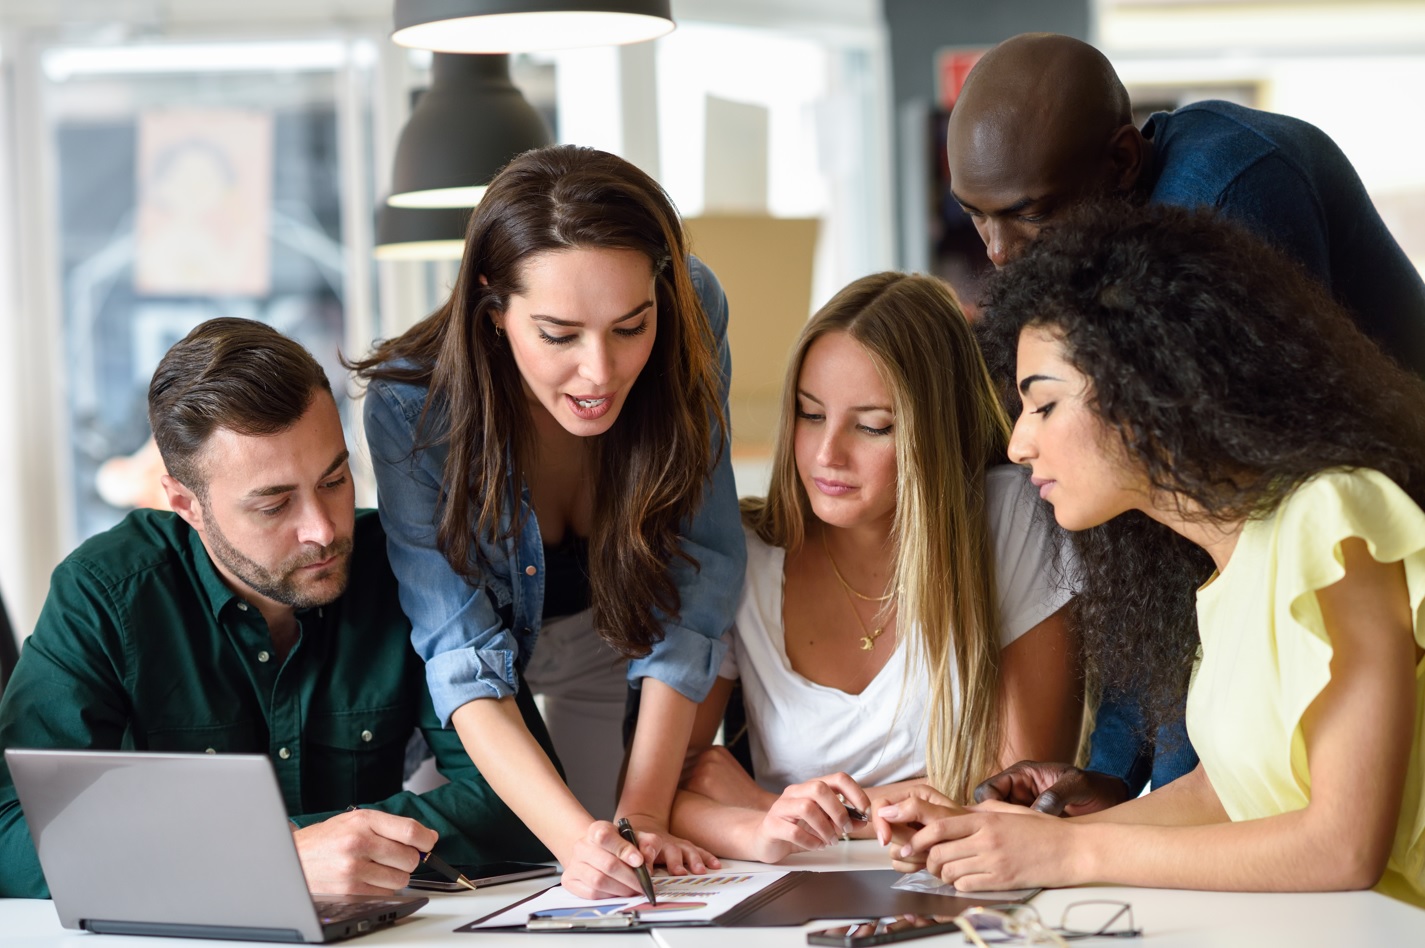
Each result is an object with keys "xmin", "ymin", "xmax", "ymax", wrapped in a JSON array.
[
  {"xmin": 525, "ymin": 906, "xmax": 639, "ymax": 931},
  {"xmin": 406, "ymin": 860, "xmax": 558, "ymax": 892},
  {"xmin": 806, "ymin": 915, "xmax": 963, "ymax": 947}
]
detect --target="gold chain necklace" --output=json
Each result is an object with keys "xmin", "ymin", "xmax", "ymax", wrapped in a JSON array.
[
  {"xmin": 821, "ymin": 529, "xmax": 892, "ymax": 650},
  {"xmin": 820, "ymin": 529, "xmax": 893, "ymax": 602},
  {"xmin": 839, "ymin": 582, "xmax": 888, "ymax": 651}
]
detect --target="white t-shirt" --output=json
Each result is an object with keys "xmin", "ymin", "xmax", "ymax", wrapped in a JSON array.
[{"xmin": 719, "ymin": 464, "xmax": 1073, "ymax": 793}]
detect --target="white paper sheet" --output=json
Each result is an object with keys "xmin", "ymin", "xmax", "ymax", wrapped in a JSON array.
[{"xmin": 467, "ymin": 870, "xmax": 791, "ymax": 928}]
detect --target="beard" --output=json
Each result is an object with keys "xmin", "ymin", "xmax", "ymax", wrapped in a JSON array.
[{"xmin": 201, "ymin": 503, "xmax": 354, "ymax": 609}]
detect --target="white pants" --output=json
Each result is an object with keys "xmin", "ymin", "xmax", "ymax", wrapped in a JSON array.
[{"xmin": 522, "ymin": 609, "xmax": 629, "ymax": 820}]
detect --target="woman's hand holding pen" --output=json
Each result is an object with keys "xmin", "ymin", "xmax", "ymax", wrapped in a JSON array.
[
  {"xmin": 291, "ymin": 808, "xmax": 438, "ymax": 895},
  {"xmin": 557, "ymin": 817, "xmax": 720, "ymax": 900},
  {"xmin": 755, "ymin": 772, "xmax": 873, "ymax": 863}
]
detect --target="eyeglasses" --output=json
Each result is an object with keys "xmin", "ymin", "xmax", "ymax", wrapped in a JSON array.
[{"xmin": 954, "ymin": 901, "xmax": 1141, "ymax": 947}]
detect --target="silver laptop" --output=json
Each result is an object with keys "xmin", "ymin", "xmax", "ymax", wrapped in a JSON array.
[{"xmin": 6, "ymin": 749, "xmax": 428, "ymax": 942}]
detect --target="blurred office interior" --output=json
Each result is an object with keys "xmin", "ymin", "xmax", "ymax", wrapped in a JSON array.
[{"xmin": 0, "ymin": 0, "xmax": 1422, "ymax": 643}]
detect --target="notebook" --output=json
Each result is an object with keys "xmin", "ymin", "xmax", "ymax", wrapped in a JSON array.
[{"xmin": 6, "ymin": 748, "xmax": 428, "ymax": 943}]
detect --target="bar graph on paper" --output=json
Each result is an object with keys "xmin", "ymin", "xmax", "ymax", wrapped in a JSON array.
[{"xmin": 651, "ymin": 875, "xmax": 757, "ymax": 899}]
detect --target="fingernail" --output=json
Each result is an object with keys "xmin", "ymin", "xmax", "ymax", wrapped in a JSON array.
[
  {"xmin": 899, "ymin": 844, "xmax": 912, "ymax": 858},
  {"xmin": 880, "ymin": 805, "xmax": 899, "ymax": 819}
]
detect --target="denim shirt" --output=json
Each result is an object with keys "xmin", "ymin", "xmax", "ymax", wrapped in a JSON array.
[
  {"xmin": 363, "ymin": 257, "xmax": 746, "ymax": 726},
  {"xmin": 1144, "ymin": 99, "xmax": 1425, "ymax": 375}
]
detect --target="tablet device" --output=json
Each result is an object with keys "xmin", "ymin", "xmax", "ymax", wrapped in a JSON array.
[{"xmin": 406, "ymin": 860, "xmax": 557, "ymax": 891}]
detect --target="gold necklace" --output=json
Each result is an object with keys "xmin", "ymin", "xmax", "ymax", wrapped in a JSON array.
[
  {"xmin": 839, "ymin": 583, "xmax": 888, "ymax": 651},
  {"xmin": 820, "ymin": 529, "xmax": 893, "ymax": 602}
]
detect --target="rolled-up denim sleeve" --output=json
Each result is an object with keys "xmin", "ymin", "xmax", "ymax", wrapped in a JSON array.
[
  {"xmin": 626, "ymin": 257, "xmax": 747, "ymax": 701},
  {"xmin": 1085, "ymin": 691, "xmax": 1155, "ymax": 797},
  {"xmin": 363, "ymin": 380, "xmax": 520, "ymax": 725}
]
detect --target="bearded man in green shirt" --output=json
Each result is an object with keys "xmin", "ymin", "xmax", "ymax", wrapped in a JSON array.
[{"xmin": 0, "ymin": 318, "xmax": 551, "ymax": 899}]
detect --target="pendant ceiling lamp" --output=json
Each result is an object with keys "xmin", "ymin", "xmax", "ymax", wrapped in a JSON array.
[
  {"xmin": 388, "ymin": 52, "xmax": 552, "ymax": 209},
  {"xmin": 374, "ymin": 204, "xmax": 472, "ymax": 261},
  {"xmin": 392, "ymin": 0, "xmax": 674, "ymax": 54}
]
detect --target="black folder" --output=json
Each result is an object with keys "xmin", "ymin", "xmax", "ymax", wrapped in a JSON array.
[{"xmin": 458, "ymin": 869, "xmax": 1037, "ymax": 932}]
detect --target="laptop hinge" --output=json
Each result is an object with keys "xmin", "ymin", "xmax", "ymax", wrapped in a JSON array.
[{"xmin": 84, "ymin": 919, "xmax": 308, "ymax": 942}]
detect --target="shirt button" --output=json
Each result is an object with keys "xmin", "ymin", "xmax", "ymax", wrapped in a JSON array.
[
  {"xmin": 525, "ymin": 565, "xmax": 537, "ymax": 576},
  {"xmin": 257, "ymin": 650, "xmax": 270, "ymax": 663},
  {"xmin": 361, "ymin": 730, "xmax": 373, "ymax": 743},
  {"xmin": 236, "ymin": 602, "xmax": 249, "ymax": 612},
  {"xmin": 278, "ymin": 747, "xmax": 291, "ymax": 760}
]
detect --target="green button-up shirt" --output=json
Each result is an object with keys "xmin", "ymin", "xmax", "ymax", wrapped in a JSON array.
[{"xmin": 0, "ymin": 509, "xmax": 551, "ymax": 898}]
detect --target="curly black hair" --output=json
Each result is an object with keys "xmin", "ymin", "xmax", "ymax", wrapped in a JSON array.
[{"xmin": 977, "ymin": 201, "xmax": 1425, "ymax": 735}]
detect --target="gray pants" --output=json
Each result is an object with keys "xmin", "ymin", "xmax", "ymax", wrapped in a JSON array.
[{"xmin": 523, "ymin": 609, "xmax": 629, "ymax": 820}]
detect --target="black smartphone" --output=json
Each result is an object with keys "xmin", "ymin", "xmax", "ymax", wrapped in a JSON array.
[
  {"xmin": 806, "ymin": 915, "xmax": 964, "ymax": 947},
  {"xmin": 406, "ymin": 860, "xmax": 558, "ymax": 892}
]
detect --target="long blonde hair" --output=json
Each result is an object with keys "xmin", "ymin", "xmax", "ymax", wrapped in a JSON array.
[{"xmin": 742, "ymin": 272, "xmax": 1011, "ymax": 800}]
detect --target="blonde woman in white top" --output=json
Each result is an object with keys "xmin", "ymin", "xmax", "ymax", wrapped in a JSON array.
[{"xmin": 669, "ymin": 272, "xmax": 1082, "ymax": 863}]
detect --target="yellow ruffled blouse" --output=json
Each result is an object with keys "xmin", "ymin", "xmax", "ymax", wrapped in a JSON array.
[{"xmin": 1187, "ymin": 468, "xmax": 1425, "ymax": 907}]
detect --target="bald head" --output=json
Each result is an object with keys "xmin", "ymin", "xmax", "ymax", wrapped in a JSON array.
[{"xmin": 948, "ymin": 34, "xmax": 1147, "ymax": 268}]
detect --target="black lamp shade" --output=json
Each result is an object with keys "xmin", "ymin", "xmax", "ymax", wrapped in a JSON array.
[
  {"xmin": 388, "ymin": 53, "xmax": 552, "ymax": 209},
  {"xmin": 374, "ymin": 204, "xmax": 472, "ymax": 260},
  {"xmin": 392, "ymin": 0, "xmax": 674, "ymax": 53}
]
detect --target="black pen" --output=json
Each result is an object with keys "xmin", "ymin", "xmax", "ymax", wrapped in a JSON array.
[
  {"xmin": 345, "ymin": 805, "xmax": 476, "ymax": 891},
  {"xmin": 838, "ymin": 794, "xmax": 868, "ymax": 823},
  {"xmin": 419, "ymin": 849, "xmax": 478, "ymax": 891},
  {"xmin": 615, "ymin": 817, "xmax": 657, "ymax": 906}
]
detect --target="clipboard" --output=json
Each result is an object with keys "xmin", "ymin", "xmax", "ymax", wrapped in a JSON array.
[{"xmin": 456, "ymin": 870, "xmax": 1038, "ymax": 932}]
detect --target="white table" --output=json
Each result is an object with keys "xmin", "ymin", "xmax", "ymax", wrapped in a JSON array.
[{"xmin": 3, "ymin": 841, "xmax": 1423, "ymax": 947}]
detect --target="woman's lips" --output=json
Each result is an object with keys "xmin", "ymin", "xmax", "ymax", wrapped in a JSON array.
[
  {"xmin": 1030, "ymin": 475, "xmax": 1056, "ymax": 500},
  {"xmin": 813, "ymin": 477, "xmax": 856, "ymax": 497},
  {"xmin": 566, "ymin": 393, "xmax": 613, "ymax": 420}
]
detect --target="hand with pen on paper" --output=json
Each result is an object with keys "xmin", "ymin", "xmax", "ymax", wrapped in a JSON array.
[{"xmin": 290, "ymin": 807, "xmax": 439, "ymax": 895}]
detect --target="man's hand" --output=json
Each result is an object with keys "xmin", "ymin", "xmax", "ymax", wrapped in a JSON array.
[
  {"xmin": 972, "ymin": 761, "xmax": 1130, "ymax": 816},
  {"xmin": 681, "ymin": 745, "xmax": 778, "ymax": 811},
  {"xmin": 292, "ymin": 809, "xmax": 438, "ymax": 894}
]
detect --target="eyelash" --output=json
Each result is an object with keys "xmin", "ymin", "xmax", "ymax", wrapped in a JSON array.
[
  {"xmin": 537, "ymin": 322, "xmax": 650, "ymax": 346},
  {"xmin": 795, "ymin": 408, "xmax": 893, "ymax": 436},
  {"xmin": 1030, "ymin": 403, "xmax": 1056, "ymax": 417}
]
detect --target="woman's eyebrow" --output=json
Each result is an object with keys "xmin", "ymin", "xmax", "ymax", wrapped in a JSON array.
[
  {"xmin": 1018, "ymin": 373, "xmax": 1063, "ymax": 395},
  {"xmin": 529, "ymin": 301, "xmax": 653, "ymax": 328}
]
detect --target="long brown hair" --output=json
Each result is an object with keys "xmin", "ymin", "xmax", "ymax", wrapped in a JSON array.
[
  {"xmin": 742, "ymin": 273, "xmax": 1011, "ymax": 800},
  {"xmin": 349, "ymin": 145, "xmax": 725, "ymax": 657}
]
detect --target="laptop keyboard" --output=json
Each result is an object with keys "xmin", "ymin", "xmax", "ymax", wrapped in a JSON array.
[{"xmin": 315, "ymin": 899, "xmax": 410, "ymax": 923}]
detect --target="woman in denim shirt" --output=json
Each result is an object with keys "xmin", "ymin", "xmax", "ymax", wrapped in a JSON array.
[{"xmin": 352, "ymin": 146, "xmax": 745, "ymax": 899}]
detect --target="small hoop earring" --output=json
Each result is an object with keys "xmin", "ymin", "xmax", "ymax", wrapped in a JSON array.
[{"xmin": 493, "ymin": 323, "xmax": 504, "ymax": 338}]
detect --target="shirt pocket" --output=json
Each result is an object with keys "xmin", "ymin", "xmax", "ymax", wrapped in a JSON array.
[
  {"xmin": 303, "ymin": 708, "xmax": 412, "ymax": 808},
  {"xmin": 143, "ymin": 720, "xmax": 262, "ymax": 755}
]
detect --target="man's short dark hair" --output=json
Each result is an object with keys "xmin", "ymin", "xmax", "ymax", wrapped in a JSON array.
[{"xmin": 148, "ymin": 318, "xmax": 333, "ymax": 493}]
